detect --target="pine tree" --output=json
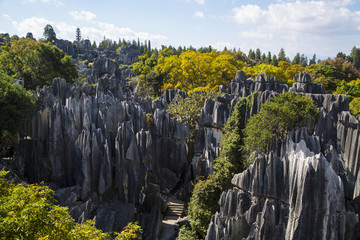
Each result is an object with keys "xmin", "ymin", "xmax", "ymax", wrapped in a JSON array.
[
  {"xmin": 292, "ymin": 53, "xmax": 300, "ymax": 65},
  {"xmin": 271, "ymin": 55, "xmax": 278, "ymax": 66},
  {"xmin": 309, "ymin": 54, "xmax": 316, "ymax": 65},
  {"xmin": 351, "ymin": 46, "xmax": 360, "ymax": 69},
  {"xmin": 266, "ymin": 51, "xmax": 272, "ymax": 64},
  {"xmin": 76, "ymin": 27, "xmax": 81, "ymax": 42},
  {"xmin": 248, "ymin": 49, "xmax": 255, "ymax": 60},
  {"xmin": 255, "ymin": 48, "xmax": 261, "ymax": 60},
  {"xmin": 278, "ymin": 48, "xmax": 287, "ymax": 62}
]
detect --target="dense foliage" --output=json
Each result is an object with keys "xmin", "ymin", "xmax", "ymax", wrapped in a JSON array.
[
  {"xmin": 133, "ymin": 49, "xmax": 243, "ymax": 96},
  {"xmin": 188, "ymin": 94, "xmax": 255, "ymax": 238},
  {"xmin": 0, "ymin": 73, "xmax": 37, "ymax": 136},
  {"xmin": 311, "ymin": 57, "xmax": 360, "ymax": 92},
  {"xmin": 0, "ymin": 38, "xmax": 78, "ymax": 90},
  {"xmin": 243, "ymin": 92, "xmax": 319, "ymax": 156},
  {"xmin": 334, "ymin": 79, "xmax": 360, "ymax": 116},
  {"xmin": 0, "ymin": 170, "xmax": 142, "ymax": 240}
]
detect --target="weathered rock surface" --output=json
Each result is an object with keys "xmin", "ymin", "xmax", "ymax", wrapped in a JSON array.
[
  {"xmin": 206, "ymin": 89, "xmax": 360, "ymax": 239},
  {"xmin": 207, "ymin": 130, "xmax": 348, "ymax": 240},
  {"xmin": 228, "ymin": 71, "xmax": 288, "ymax": 97},
  {"xmin": 11, "ymin": 68, "xmax": 360, "ymax": 240},
  {"xmin": 290, "ymin": 72, "xmax": 325, "ymax": 94},
  {"xmin": 14, "ymin": 77, "xmax": 191, "ymax": 238}
]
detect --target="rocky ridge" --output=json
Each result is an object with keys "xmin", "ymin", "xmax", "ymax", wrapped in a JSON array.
[{"xmin": 205, "ymin": 73, "xmax": 360, "ymax": 239}]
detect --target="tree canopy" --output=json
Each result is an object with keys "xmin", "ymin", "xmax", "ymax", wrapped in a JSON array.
[
  {"xmin": 133, "ymin": 49, "xmax": 243, "ymax": 96},
  {"xmin": 243, "ymin": 92, "xmax": 319, "ymax": 156},
  {"xmin": 43, "ymin": 24, "xmax": 56, "ymax": 42},
  {"xmin": 0, "ymin": 73, "xmax": 36, "ymax": 136},
  {"xmin": 0, "ymin": 170, "xmax": 142, "ymax": 239},
  {"xmin": 0, "ymin": 38, "xmax": 78, "ymax": 90}
]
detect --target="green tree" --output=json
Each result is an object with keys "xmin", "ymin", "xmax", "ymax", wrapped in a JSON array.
[
  {"xmin": 271, "ymin": 54, "xmax": 278, "ymax": 66},
  {"xmin": 188, "ymin": 94, "xmax": 255, "ymax": 238},
  {"xmin": 248, "ymin": 49, "xmax": 255, "ymax": 60},
  {"xmin": 309, "ymin": 54, "xmax": 317, "ymax": 65},
  {"xmin": 300, "ymin": 54, "xmax": 308, "ymax": 67},
  {"xmin": 351, "ymin": 46, "xmax": 360, "ymax": 69},
  {"xmin": 255, "ymin": 48, "xmax": 261, "ymax": 60},
  {"xmin": 292, "ymin": 53, "xmax": 300, "ymax": 65},
  {"xmin": 136, "ymin": 70, "xmax": 164, "ymax": 98},
  {"xmin": 168, "ymin": 92, "xmax": 217, "ymax": 139},
  {"xmin": 334, "ymin": 79, "xmax": 360, "ymax": 116},
  {"xmin": 278, "ymin": 48, "xmax": 287, "ymax": 62},
  {"xmin": 92, "ymin": 41, "xmax": 97, "ymax": 48},
  {"xmin": 43, "ymin": 24, "xmax": 56, "ymax": 42},
  {"xmin": 10, "ymin": 35, "xmax": 19, "ymax": 40},
  {"xmin": 0, "ymin": 73, "xmax": 36, "ymax": 136},
  {"xmin": 76, "ymin": 27, "xmax": 81, "ymax": 42},
  {"xmin": 0, "ymin": 73, "xmax": 37, "ymax": 156},
  {"xmin": 243, "ymin": 92, "xmax": 319, "ymax": 156},
  {"xmin": 0, "ymin": 170, "xmax": 142, "ymax": 239},
  {"xmin": 349, "ymin": 97, "xmax": 360, "ymax": 116},
  {"xmin": 312, "ymin": 57, "xmax": 360, "ymax": 92},
  {"xmin": 0, "ymin": 38, "xmax": 78, "ymax": 90}
]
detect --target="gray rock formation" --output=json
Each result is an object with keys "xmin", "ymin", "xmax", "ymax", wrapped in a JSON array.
[
  {"xmin": 11, "ymin": 66, "xmax": 360, "ymax": 240},
  {"xmin": 206, "ymin": 129, "xmax": 348, "ymax": 240},
  {"xmin": 14, "ymin": 76, "xmax": 191, "ymax": 238},
  {"xmin": 228, "ymin": 71, "xmax": 288, "ymax": 97},
  {"xmin": 116, "ymin": 45, "xmax": 141, "ymax": 65},
  {"xmin": 290, "ymin": 72, "xmax": 325, "ymax": 94},
  {"xmin": 206, "ymin": 91, "xmax": 360, "ymax": 239},
  {"xmin": 54, "ymin": 39, "xmax": 98, "ymax": 60}
]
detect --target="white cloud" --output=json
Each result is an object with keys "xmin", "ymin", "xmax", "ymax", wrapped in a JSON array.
[
  {"xmin": 22, "ymin": 0, "xmax": 64, "ymax": 7},
  {"xmin": 240, "ymin": 31, "xmax": 273, "ymax": 40},
  {"xmin": 185, "ymin": 0, "xmax": 205, "ymax": 5},
  {"xmin": 69, "ymin": 11, "xmax": 97, "ymax": 21},
  {"xmin": 234, "ymin": 1, "xmax": 360, "ymax": 35},
  {"xmin": 231, "ymin": 1, "xmax": 360, "ymax": 56},
  {"xmin": 12, "ymin": 17, "xmax": 52, "ymax": 38},
  {"xmin": 2, "ymin": 14, "xmax": 11, "ymax": 21},
  {"xmin": 194, "ymin": 11, "xmax": 205, "ymax": 19},
  {"xmin": 233, "ymin": 4, "xmax": 265, "ymax": 24},
  {"xmin": 11, "ymin": 17, "xmax": 168, "ymax": 47}
]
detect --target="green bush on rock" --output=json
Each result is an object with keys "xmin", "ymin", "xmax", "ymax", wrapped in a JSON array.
[
  {"xmin": 0, "ymin": 170, "xmax": 142, "ymax": 240},
  {"xmin": 243, "ymin": 92, "xmax": 319, "ymax": 157}
]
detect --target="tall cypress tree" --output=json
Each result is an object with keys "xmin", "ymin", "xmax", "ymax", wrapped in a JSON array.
[{"xmin": 76, "ymin": 27, "xmax": 81, "ymax": 42}]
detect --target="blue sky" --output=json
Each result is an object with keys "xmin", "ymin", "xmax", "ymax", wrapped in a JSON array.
[{"xmin": 1, "ymin": 0, "xmax": 360, "ymax": 59}]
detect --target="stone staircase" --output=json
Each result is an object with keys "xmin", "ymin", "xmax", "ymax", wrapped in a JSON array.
[{"xmin": 158, "ymin": 196, "xmax": 185, "ymax": 240}]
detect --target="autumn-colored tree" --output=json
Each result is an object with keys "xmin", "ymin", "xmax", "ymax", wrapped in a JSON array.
[
  {"xmin": 310, "ymin": 57, "xmax": 360, "ymax": 92},
  {"xmin": 133, "ymin": 49, "xmax": 242, "ymax": 96}
]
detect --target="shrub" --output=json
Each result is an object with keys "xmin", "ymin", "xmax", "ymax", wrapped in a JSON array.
[
  {"xmin": 0, "ymin": 73, "xmax": 37, "ymax": 135},
  {"xmin": 0, "ymin": 170, "xmax": 142, "ymax": 239},
  {"xmin": 243, "ymin": 92, "xmax": 319, "ymax": 157}
]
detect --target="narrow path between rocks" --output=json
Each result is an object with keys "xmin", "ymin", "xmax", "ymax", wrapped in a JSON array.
[{"xmin": 158, "ymin": 196, "xmax": 185, "ymax": 240}]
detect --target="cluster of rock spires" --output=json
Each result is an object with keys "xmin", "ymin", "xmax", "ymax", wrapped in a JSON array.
[{"xmin": 6, "ymin": 49, "xmax": 360, "ymax": 239}]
